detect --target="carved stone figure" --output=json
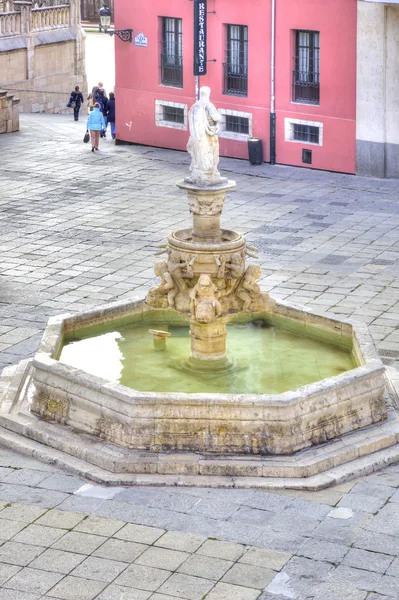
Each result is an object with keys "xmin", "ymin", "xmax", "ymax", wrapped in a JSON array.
[
  {"xmin": 185, "ymin": 255, "xmax": 197, "ymax": 278},
  {"xmin": 227, "ymin": 253, "xmax": 244, "ymax": 279},
  {"xmin": 190, "ymin": 274, "xmax": 222, "ymax": 323},
  {"xmin": 215, "ymin": 255, "xmax": 226, "ymax": 279},
  {"xmin": 236, "ymin": 264, "xmax": 262, "ymax": 311},
  {"xmin": 168, "ymin": 251, "xmax": 189, "ymax": 291},
  {"xmin": 186, "ymin": 87, "xmax": 221, "ymax": 186},
  {"xmin": 147, "ymin": 260, "xmax": 177, "ymax": 308}
]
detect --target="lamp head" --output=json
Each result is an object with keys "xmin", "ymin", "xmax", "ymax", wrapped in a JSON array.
[{"xmin": 99, "ymin": 4, "xmax": 111, "ymax": 31}]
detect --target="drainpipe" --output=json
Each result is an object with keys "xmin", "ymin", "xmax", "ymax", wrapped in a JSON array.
[{"xmin": 270, "ymin": 0, "xmax": 276, "ymax": 164}]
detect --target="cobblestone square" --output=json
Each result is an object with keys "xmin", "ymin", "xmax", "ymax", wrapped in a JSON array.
[{"xmin": 0, "ymin": 114, "xmax": 399, "ymax": 598}]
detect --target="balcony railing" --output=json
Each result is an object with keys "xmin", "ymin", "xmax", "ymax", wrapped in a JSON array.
[
  {"xmin": 292, "ymin": 70, "xmax": 320, "ymax": 105},
  {"xmin": 222, "ymin": 62, "xmax": 248, "ymax": 97},
  {"xmin": 0, "ymin": 10, "xmax": 20, "ymax": 36},
  {"xmin": 160, "ymin": 54, "xmax": 183, "ymax": 87},
  {"xmin": 31, "ymin": 5, "xmax": 70, "ymax": 31}
]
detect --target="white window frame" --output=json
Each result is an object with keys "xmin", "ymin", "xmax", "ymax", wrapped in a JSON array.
[
  {"xmin": 155, "ymin": 100, "xmax": 188, "ymax": 130},
  {"xmin": 284, "ymin": 117, "xmax": 323, "ymax": 146},
  {"xmin": 218, "ymin": 108, "xmax": 252, "ymax": 141}
]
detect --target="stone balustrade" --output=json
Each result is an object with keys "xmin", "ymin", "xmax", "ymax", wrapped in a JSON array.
[
  {"xmin": 31, "ymin": 5, "xmax": 70, "ymax": 31},
  {"xmin": 0, "ymin": 10, "xmax": 21, "ymax": 35}
]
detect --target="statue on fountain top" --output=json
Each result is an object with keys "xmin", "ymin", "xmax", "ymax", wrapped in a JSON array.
[{"xmin": 186, "ymin": 87, "xmax": 223, "ymax": 187}]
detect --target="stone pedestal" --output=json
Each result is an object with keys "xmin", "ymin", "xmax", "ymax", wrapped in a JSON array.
[
  {"xmin": 190, "ymin": 319, "xmax": 227, "ymax": 360},
  {"xmin": 177, "ymin": 180, "xmax": 236, "ymax": 243}
]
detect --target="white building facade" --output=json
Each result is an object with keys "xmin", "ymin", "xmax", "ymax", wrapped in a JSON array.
[{"xmin": 357, "ymin": 0, "xmax": 399, "ymax": 177}]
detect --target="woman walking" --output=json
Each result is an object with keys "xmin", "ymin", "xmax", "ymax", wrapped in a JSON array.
[
  {"xmin": 106, "ymin": 92, "xmax": 116, "ymax": 139},
  {"xmin": 87, "ymin": 85, "xmax": 99, "ymax": 112},
  {"xmin": 67, "ymin": 85, "xmax": 84, "ymax": 121},
  {"xmin": 86, "ymin": 103, "xmax": 106, "ymax": 152}
]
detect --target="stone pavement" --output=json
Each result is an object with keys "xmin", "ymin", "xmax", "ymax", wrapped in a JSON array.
[
  {"xmin": 1, "ymin": 114, "xmax": 399, "ymax": 598},
  {"xmin": 0, "ymin": 447, "xmax": 399, "ymax": 599}
]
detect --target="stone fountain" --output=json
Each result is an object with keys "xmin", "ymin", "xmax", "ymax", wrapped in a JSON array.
[{"xmin": 1, "ymin": 88, "xmax": 399, "ymax": 490}]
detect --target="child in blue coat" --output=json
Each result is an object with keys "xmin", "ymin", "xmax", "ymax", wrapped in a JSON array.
[{"xmin": 86, "ymin": 104, "xmax": 106, "ymax": 152}]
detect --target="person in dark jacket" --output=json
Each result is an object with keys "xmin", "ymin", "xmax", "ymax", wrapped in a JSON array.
[
  {"xmin": 105, "ymin": 92, "xmax": 116, "ymax": 139},
  {"xmin": 67, "ymin": 86, "xmax": 84, "ymax": 121}
]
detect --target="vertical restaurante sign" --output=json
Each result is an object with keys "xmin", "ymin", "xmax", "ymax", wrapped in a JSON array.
[{"xmin": 194, "ymin": 0, "xmax": 207, "ymax": 76}]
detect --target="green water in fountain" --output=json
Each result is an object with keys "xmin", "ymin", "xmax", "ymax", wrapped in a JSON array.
[{"xmin": 59, "ymin": 319, "xmax": 356, "ymax": 395}]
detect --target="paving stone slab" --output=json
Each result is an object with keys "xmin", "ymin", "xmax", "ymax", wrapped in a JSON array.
[
  {"xmin": 343, "ymin": 548, "xmax": 393, "ymax": 574},
  {"xmin": 154, "ymin": 531, "xmax": 206, "ymax": 553},
  {"xmin": 28, "ymin": 549, "xmax": 86, "ymax": 575},
  {"xmin": 114, "ymin": 524, "xmax": 166, "ymax": 545},
  {"xmin": 35, "ymin": 510, "xmax": 85, "ymax": 530},
  {"xmin": 238, "ymin": 547, "xmax": 292, "ymax": 571},
  {"xmin": 222, "ymin": 563, "xmax": 276, "ymax": 589},
  {"xmin": 73, "ymin": 515, "xmax": 125, "ymax": 537},
  {"xmin": 157, "ymin": 572, "xmax": 215, "ymax": 599},
  {"xmin": 114, "ymin": 564, "xmax": 171, "ymax": 592},
  {"xmin": 0, "ymin": 504, "xmax": 47, "ymax": 523},
  {"xmin": 196, "ymin": 539, "xmax": 246, "ymax": 562},
  {"xmin": 93, "ymin": 538, "xmax": 147, "ymax": 563},
  {"xmin": 51, "ymin": 532, "xmax": 107, "ymax": 555},
  {"xmin": 134, "ymin": 546, "xmax": 190, "ymax": 571},
  {"xmin": 2, "ymin": 567, "xmax": 63, "ymax": 595},
  {"xmin": 0, "ymin": 542, "xmax": 45, "ymax": 566},
  {"xmin": 177, "ymin": 554, "xmax": 233, "ymax": 581},
  {"xmin": 96, "ymin": 584, "xmax": 152, "ymax": 599},
  {"xmin": 0, "ymin": 562, "xmax": 21, "ymax": 585},
  {"xmin": 205, "ymin": 582, "xmax": 261, "ymax": 600},
  {"xmin": 43, "ymin": 575, "xmax": 107, "ymax": 600},
  {"xmin": 12, "ymin": 524, "xmax": 67, "ymax": 547},
  {"xmin": 70, "ymin": 555, "xmax": 127, "ymax": 582}
]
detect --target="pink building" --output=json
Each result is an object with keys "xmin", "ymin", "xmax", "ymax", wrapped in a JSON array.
[{"xmin": 114, "ymin": 0, "xmax": 357, "ymax": 174}]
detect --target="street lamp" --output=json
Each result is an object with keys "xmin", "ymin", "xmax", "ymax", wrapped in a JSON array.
[{"xmin": 99, "ymin": 3, "xmax": 133, "ymax": 43}]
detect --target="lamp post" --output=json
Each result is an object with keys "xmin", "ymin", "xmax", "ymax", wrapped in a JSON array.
[{"xmin": 99, "ymin": 3, "xmax": 133, "ymax": 43}]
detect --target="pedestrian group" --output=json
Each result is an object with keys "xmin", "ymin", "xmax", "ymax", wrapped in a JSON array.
[{"xmin": 67, "ymin": 81, "xmax": 116, "ymax": 152}]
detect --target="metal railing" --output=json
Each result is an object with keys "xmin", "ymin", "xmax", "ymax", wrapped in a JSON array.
[
  {"xmin": 222, "ymin": 62, "xmax": 248, "ymax": 97},
  {"xmin": 292, "ymin": 70, "xmax": 320, "ymax": 105},
  {"xmin": 160, "ymin": 53, "xmax": 183, "ymax": 87}
]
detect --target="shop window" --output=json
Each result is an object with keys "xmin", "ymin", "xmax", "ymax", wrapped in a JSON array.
[
  {"xmin": 161, "ymin": 17, "xmax": 183, "ymax": 87},
  {"xmin": 223, "ymin": 24, "xmax": 248, "ymax": 97},
  {"xmin": 293, "ymin": 30, "xmax": 320, "ymax": 105}
]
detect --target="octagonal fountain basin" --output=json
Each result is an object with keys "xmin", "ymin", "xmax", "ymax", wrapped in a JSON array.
[
  {"xmin": 25, "ymin": 297, "xmax": 387, "ymax": 458},
  {"xmin": 59, "ymin": 314, "xmax": 355, "ymax": 396}
]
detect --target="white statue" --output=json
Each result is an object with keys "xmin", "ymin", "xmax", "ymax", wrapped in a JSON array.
[{"xmin": 187, "ymin": 86, "xmax": 221, "ymax": 186}]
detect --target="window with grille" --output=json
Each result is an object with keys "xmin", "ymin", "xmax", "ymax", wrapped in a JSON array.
[
  {"xmin": 162, "ymin": 105, "xmax": 185, "ymax": 124},
  {"xmin": 293, "ymin": 30, "xmax": 320, "ymax": 105},
  {"xmin": 161, "ymin": 17, "xmax": 183, "ymax": 87},
  {"xmin": 225, "ymin": 115, "xmax": 249, "ymax": 135},
  {"xmin": 223, "ymin": 24, "xmax": 248, "ymax": 96},
  {"xmin": 293, "ymin": 124, "xmax": 320, "ymax": 144}
]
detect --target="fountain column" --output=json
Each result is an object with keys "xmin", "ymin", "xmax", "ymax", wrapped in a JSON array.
[{"xmin": 147, "ymin": 86, "xmax": 270, "ymax": 364}]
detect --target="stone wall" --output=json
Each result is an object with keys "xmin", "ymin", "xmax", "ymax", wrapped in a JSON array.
[
  {"xmin": 357, "ymin": 1, "xmax": 399, "ymax": 178},
  {"xmin": 0, "ymin": 0, "xmax": 87, "ymax": 114},
  {"xmin": 0, "ymin": 88, "xmax": 19, "ymax": 132}
]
